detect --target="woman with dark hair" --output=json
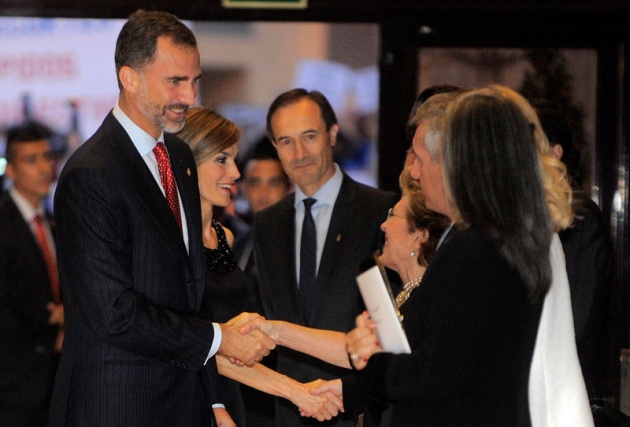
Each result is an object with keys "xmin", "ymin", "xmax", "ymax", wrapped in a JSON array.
[{"xmin": 345, "ymin": 84, "xmax": 591, "ymax": 426}]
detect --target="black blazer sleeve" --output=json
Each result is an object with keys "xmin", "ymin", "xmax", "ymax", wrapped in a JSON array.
[{"xmin": 353, "ymin": 227, "xmax": 541, "ymax": 424}]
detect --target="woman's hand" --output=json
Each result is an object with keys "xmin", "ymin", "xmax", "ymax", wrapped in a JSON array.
[
  {"xmin": 238, "ymin": 317, "xmax": 280, "ymax": 343},
  {"xmin": 219, "ymin": 312, "xmax": 275, "ymax": 367},
  {"xmin": 345, "ymin": 311, "xmax": 382, "ymax": 370},
  {"xmin": 226, "ymin": 311, "xmax": 263, "ymax": 328},
  {"xmin": 289, "ymin": 379, "xmax": 343, "ymax": 421},
  {"xmin": 303, "ymin": 378, "xmax": 343, "ymax": 420}
]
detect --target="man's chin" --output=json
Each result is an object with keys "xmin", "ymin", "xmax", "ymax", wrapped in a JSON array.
[{"xmin": 162, "ymin": 120, "xmax": 185, "ymax": 134}]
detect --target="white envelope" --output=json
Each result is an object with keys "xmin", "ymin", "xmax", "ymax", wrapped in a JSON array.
[{"xmin": 356, "ymin": 254, "xmax": 411, "ymax": 354}]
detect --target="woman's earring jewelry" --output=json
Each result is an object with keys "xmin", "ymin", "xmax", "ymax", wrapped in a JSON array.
[{"xmin": 410, "ymin": 249, "xmax": 416, "ymax": 257}]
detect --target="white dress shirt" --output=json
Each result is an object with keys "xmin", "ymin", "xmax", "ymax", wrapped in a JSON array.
[{"xmin": 294, "ymin": 163, "xmax": 343, "ymax": 287}]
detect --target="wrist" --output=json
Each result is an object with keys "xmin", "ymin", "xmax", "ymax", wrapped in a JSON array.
[
  {"xmin": 273, "ymin": 320, "xmax": 284, "ymax": 345},
  {"xmin": 278, "ymin": 374, "xmax": 300, "ymax": 401}
]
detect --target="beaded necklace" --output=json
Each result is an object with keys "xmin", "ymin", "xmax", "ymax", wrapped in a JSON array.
[{"xmin": 395, "ymin": 277, "xmax": 423, "ymax": 323}]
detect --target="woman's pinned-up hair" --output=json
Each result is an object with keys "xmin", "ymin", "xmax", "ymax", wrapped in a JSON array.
[{"xmin": 441, "ymin": 84, "xmax": 572, "ymax": 302}]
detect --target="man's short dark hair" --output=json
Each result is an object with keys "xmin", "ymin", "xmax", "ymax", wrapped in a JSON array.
[
  {"xmin": 239, "ymin": 136, "xmax": 288, "ymax": 181},
  {"xmin": 248, "ymin": 136, "xmax": 280, "ymax": 162},
  {"xmin": 265, "ymin": 88, "xmax": 338, "ymax": 141},
  {"xmin": 5, "ymin": 120, "xmax": 53, "ymax": 163},
  {"xmin": 114, "ymin": 10, "xmax": 197, "ymax": 89}
]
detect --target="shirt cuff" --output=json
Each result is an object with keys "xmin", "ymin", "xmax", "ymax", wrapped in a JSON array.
[{"xmin": 204, "ymin": 322, "xmax": 222, "ymax": 364}]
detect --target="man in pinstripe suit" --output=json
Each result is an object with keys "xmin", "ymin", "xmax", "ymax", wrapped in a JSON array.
[{"xmin": 48, "ymin": 10, "xmax": 274, "ymax": 426}]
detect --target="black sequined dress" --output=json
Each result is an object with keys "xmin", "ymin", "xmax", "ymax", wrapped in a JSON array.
[{"xmin": 201, "ymin": 219, "xmax": 251, "ymax": 427}]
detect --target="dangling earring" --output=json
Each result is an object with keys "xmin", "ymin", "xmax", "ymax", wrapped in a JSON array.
[{"xmin": 410, "ymin": 249, "xmax": 416, "ymax": 257}]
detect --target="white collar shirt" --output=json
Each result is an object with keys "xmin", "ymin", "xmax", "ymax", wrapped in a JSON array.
[{"xmin": 294, "ymin": 163, "xmax": 343, "ymax": 285}]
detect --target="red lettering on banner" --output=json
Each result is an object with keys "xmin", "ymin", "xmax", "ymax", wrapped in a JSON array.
[{"xmin": 0, "ymin": 52, "xmax": 76, "ymax": 80}]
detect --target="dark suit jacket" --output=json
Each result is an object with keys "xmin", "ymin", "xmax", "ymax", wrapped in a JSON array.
[
  {"xmin": 253, "ymin": 173, "xmax": 397, "ymax": 426},
  {"xmin": 48, "ymin": 112, "xmax": 217, "ymax": 426},
  {"xmin": 351, "ymin": 226, "xmax": 543, "ymax": 426},
  {"xmin": 0, "ymin": 194, "xmax": 59, "ymax": 427},
  {"xmin": 559, "ymin": 193, "xmax": 614, "ymax": 399}
]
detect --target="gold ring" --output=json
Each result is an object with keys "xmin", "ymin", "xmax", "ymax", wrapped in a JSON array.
[{"xmin": 350, "ymin": 352, "xmax": 359, "ymax": 361}]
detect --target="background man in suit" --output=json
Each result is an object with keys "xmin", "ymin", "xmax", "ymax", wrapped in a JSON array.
[
  {"xmin": 48, "ymin": 10, "xmax": 274, "ymax": 426},
  {"xmin": 253, "ymin": 88, "xmax": 397, "ymax": 426},
  {"xmin": 0, "ymin": 120, "xmax": 62, "ymax": 427},
  {"xmin": 235, "ymin": 137, "xmax": 291, "ymax": 291}
]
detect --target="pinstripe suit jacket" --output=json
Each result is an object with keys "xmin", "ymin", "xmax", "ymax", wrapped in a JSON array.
[
  {"xmin": 253, "ymin": 173, "xmax": 397, "ymax": 426},
  {"xmin": 48, "ymin": 112, "xmax": 217, "ymax": 427}
]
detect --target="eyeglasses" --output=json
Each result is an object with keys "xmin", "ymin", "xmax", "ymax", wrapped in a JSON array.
[{"xmin": 387, "ymin": 208, "xmax": 405, "ymax": 220}]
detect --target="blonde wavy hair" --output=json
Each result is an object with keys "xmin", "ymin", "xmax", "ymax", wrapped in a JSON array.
[
  {"xmin": 488, "ymin": 84, "xmax": 573, "ymax": 232},
  {"xmin": 441, "ymin": 83, "xmax": 573, "ymax": 300}
]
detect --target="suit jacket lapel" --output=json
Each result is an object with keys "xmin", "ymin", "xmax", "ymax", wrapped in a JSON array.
[
  {"xmin": 275, "ymin": 195, "xmax": 303, "ymax": 323},
  {"xmin": 313, "ymin": 174, "xmax": 356, "ymax": 311},
  {"xmin": 164, "ymin": 134, "xmax": 206, "ymax": 306},
  {"xmin": 2, "ymin": 195, "xmax": 55, "ymax": 300},
  {"xmin": 6, "ymin": 195, "xmax": 50, "ymax": 266},
  {"xmin": 164, "ymin": 134, "xmax": 198, "ymax": 246},
  {"xmin": 106, "ymin": 114, "xmax": 189, "ymax": 259}
]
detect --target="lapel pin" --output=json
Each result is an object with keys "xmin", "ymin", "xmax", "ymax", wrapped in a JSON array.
[
  {"xmin": 187, "ymin": 168, "xmax": 191, "ymax": 176},
  {"xmin": 336, "ymin": 233, "xmax": 341, "ymax": 242}
]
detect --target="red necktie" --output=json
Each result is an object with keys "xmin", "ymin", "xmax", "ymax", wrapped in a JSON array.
[
  {"xmin": 153, "ymin": 141, "xmax": 183, "ymax": 232},
  {"xmin": 33, "ymin": 214, "xmax": 61, "ymax": 303}
]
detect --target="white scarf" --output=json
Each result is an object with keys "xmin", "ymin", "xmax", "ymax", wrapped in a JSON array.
[{"xmin": 528, "ymin": 234, "xmax": 593, "ymax": 426}]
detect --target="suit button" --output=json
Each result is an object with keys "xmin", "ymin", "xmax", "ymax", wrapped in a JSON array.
[
  {"xmin": 34, "ymin": 345, "xmax": 45, "ymax": 354},
  {"xmin": 187, "ymin": 281, "xmax": 193, "ymax": 288}
]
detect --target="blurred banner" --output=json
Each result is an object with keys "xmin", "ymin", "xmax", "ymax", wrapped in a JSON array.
[{"xmin": 0, "ymin": 18, "xmax": 124, "ymax": 140}]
